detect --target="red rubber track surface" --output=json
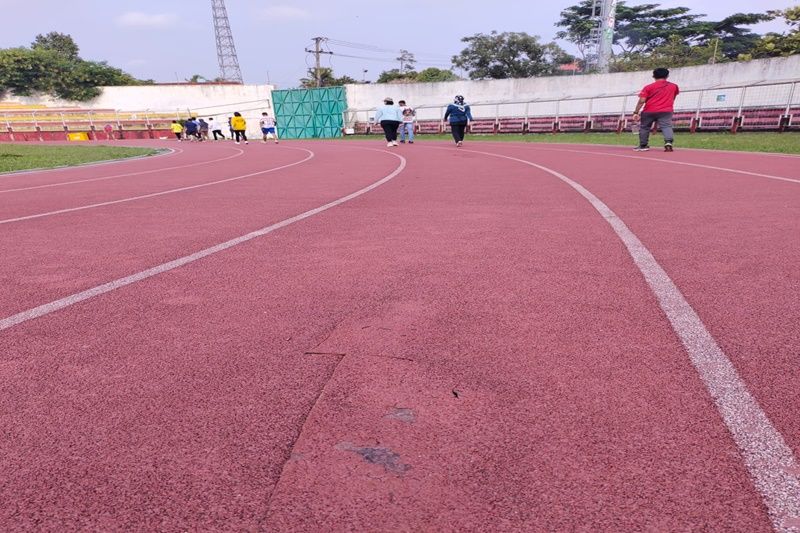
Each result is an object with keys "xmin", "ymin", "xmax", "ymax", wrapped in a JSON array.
[{"xmin": 1, "ymin": 139, "xmax": 798, "ymax": 531}]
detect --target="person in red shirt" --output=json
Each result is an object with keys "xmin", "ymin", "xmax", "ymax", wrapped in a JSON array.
[{"xmin": 632, "ymin": 67, "xmax": 680, "ymax": 152}]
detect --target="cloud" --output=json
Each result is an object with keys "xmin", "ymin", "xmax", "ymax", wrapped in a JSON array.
[
  {"xmin": 260, "ymin": 5, "xmax": 311, "ymax": 21},
  {"xmin": 116, "ymin": 12, "xmax": 178, "ymax": 29}
]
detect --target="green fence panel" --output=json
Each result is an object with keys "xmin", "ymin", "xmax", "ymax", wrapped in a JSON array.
[{"xmin": 273, "ymin": 87, "xmax": 346, "ymax": 139}]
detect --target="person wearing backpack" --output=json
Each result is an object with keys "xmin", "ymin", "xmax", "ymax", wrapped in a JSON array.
[{"xmin": 632, "ymin": 68, "xmax": 680, "ymax": 152}]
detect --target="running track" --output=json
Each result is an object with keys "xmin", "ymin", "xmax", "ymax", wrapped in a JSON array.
[{"xmin": 1, "ymin": 138, "xmax": 799, "ymax": 531}]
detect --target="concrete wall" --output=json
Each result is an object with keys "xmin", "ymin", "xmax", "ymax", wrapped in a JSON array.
[
  {"xmin": 343, "ymin": 56, "xmax": 800, "ymax": 122},
  {"xmin": 3, "ymin": 84, "xmax": 275, "ymax": 137}
]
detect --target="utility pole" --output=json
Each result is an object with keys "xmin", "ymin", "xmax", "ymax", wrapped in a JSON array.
[
  {"xmin": 596, "ymin": 0, "xmax": 618, "ymax": 74},
  {"xmin": 305, "ymin": 37, "xmax": 333, "ymax": 87}
]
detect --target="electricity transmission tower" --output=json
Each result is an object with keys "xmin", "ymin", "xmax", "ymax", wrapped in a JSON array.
[
  {"xmin": 587, "ymin": 0, "xmax": 618, "ymax": 73},
  {"xmin": 211, "ymin": 0, "xmax": 243, "ymax": 83}
]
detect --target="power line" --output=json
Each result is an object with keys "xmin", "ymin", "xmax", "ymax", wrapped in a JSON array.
[
  {"xmin": 304, "ymin": 37, "xmax": 334, "ymax": 87},
  {"xmin": 325, "ymin": 38, "xmax": 453, "ymax": 60}
]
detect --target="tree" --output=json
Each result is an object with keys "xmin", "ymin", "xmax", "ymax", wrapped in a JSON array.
[
  {"xmin": 680, "ymin": 12, "xmax": 773, "ymax": 59},
  {"xmin": 396, "ymin": 49, "xmax": 417, "ymax": 72},
  {"xmin": 299, "ymin": 67, "xmax": 356, "ymax": 88},
  {"xmin": 611, "ymin": 35, "xmax": 719, "ymax": 72},
  {"xmin": 185, "ymin": 74, "xmax": 208, "ymax": 83},
  {"xmin": 741, "ymin": 6, "xmax": 800, "ymax": 59},
  {"xmin": 376, "ymin": 69, "xmax": 418, "ymax": 83},
  {"xmin": 415, "ymin": 67, "xmax": 459, "ymax": 83},
  {"xmin": 452, "ymin": 31, "xmax": 574, "ymax": 80},
  {"xmin": 556, "ymin": 1, "xmax": 774, "ymax": 68},
  {"xmin": 0, "ymin": 33, "xmax": 144, "ymax": 101},
  {"xmin": 31, "ymin": 32, "xmax": 80, "ymax": 60},
  {"xmin": 556, "ymin": 1, "xmax": 702, "ymax": 55}
]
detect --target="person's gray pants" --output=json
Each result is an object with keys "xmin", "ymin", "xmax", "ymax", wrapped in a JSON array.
[{"xmin": 639, "ymin": 112, "xmax": 674, "ymax": 147}]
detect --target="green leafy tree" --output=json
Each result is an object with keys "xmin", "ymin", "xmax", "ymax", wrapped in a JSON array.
[
  {"xmin": 556, "ymin": 1, "xmax": 703, "ymax": 56},
  {"xmin": 299, "ymin": 67, "xmax": 356, "ymax": 87},
  {"xmin": 741, "ymin": 6, "xmax": 800, "ymax": 59},
  {"xmin": 611, "ymin": 35, "xmax": 719, "ymax": 72},
  {"xmin": 0, "ymin": 47, "xmax": 62, "ymax": 97},
  {"xmin": 452, "ymin": 31, "xmax": 574, "ymax": 79},
  {"xmin": 415, "ymin": 67, "xmax": 459, "ymax": 83},
  {"xmin": 185, "ymin": 74, "xmax": 208, "ymax": 83},
  {"xmin": 0, "ymin": 33, "xmax": 144, "ymax": 101},
  {"xmin": 31, "ymin": 32, "xmax": 80, "ymax": 60},
  {"xmin": 556, "ymin": 1, "xmax": 773, "ymax": 68},
  {"xmin": 376, "ymin": 68, "xmax": 418, "ymax": 83},
  {"xmin": 680, "ymin": 12, "xmax": 773, "ymax": 59}
]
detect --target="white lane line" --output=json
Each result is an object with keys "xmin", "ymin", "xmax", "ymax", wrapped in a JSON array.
[
  {"xmin": 520, "ymin": 145, "xmax": 800, "ymax": 185},
  {"xmin": 0, "ymin": 147, "xmax": 311, "ymax": 225},
  {"xmin": 0, "ymin": 149, "xmax": 406, "ymax": 331},
  {"xmin": 0, "ymin": 146, "xmax": 246, "ymax": 193},
  {"xmin": 459, "ymin": 147, "xmax": 800, "ymax": 532},
  {"xmin": 0, "ymin": 146, "xmax": 180, "ymax": 178}
]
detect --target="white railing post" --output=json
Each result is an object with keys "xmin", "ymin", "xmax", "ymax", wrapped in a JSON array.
[
  {"xmin": 785, "ymin": 82, "xmax": 797, "ymax": 116},
  {"xmin": 737, "ymin": 86, "xmax": 748, "ymax": 116}
]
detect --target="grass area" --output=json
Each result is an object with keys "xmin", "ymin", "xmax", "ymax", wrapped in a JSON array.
[
  {"xmin": 0, "ymin": 144, "xmax": 161, "ymax": 173},
  {"xmin": 345, "ymin": 132, "xmax": 800, "ymax": 154}
]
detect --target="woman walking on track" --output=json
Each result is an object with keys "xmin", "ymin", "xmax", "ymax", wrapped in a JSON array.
[
  {"xmin": 231, "ymin": 112, "xmax": 248, "ymax": 145},
  {"xmin": 444, "ymin": 95, "xmax": 473, "ymax": 147},
  {"xmin": 374, "ymin": 97, "xmax": 402, "ymax": 147}
]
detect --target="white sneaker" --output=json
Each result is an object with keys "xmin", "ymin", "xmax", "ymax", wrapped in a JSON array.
[
  {"xmin": 392, "ymin": 141, "xmax": 398, "ymax": 146},
  {"xmin": 387, "ymin": 142, "xmax": 393, "ymax": 147},
  {"xmin": 234, "ymin": 141, "xmax": 240, "ymax": 145},
  {"xmin": 245, "ymin": 141, "xmax": 249, "ymax": 145},
  {"xmin": 456, "ymin": 141, "xmax": 463, "ymax": 147}
]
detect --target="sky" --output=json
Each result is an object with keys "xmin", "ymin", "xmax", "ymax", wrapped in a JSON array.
[{"xmin": 0, "ymin": 0, "xmax": 795, "ymax": 88}]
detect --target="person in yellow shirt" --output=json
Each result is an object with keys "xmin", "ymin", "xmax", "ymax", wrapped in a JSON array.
[
  {"xmin": 230, "ymin": 112, "xmax": 248, "ymax": 144},
  {"xmin": 170, "ymin": 120, "xmax": 184, "ymax": 141}
]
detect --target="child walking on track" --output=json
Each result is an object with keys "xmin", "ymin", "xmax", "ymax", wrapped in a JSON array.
[
  {"xmin": 260, "ymin": 112, "xmax": 279, "ymax": 144},
  {"xmin": 231, "ymin": 112, "xmax": 248, "ymax": 144},
  {"xmin": 444, "ymin": 95, "xmax": 472, "ymax": 147},
  {"xmin": 374, "ymin": 97, "xmax": 402, "ymax": 147},
  {"xmin": 398, "ymin": 100, "xmax": 415, "ymax": 144},
  {"xmin": 632, "ymin": 68, "xmax": 680, "ymax": 152}
]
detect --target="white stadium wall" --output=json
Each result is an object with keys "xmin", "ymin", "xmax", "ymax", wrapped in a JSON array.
[
  {"xmin": 343, "ymin": 56, "xmax": 800, "ymax": 122},
  {"xmin": 3, "ymin": 84, "xmax": 275, "ymax": 137}
]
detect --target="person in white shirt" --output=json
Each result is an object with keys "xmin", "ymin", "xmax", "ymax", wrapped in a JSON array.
[
  {"xmin": 373, "ymin": 97, "xmax": 403, "ymax": 147},
  {"xmin": 259, "ymin": 112, "xmax": 279, "ymax": 144},
  {"xmin": 398, "ymin": 100, "xmax": 416, "ymax": 144}
]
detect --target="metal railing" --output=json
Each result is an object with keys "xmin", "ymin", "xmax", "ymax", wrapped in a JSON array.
[{"xmin": 343, "ymin": 78, "xmax": 800, "ymax": 134}]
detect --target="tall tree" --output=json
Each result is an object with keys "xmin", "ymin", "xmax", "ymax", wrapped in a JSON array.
[
  {"xmin": 682, "ymin": 12, "xmax": 773, "ymax": 59},
  {"xmin": 556, "ymin": 1, "xmax": 703, "ymax": 55},
  {"xmin": 31, "ymin": 32, "xmax": 80, "ymax": 60},
  {"xmin": 452, "ymin": 31, "xmax": 573, "ymax": 80},
  {"xmin": 742, "ymin": 6, "xmax": 800, "ymax": 59},
  {"xmin": 396, "ymin": 50, "xmax": 417, "ymax": 72},
  {"xmin": 0, "ymin": 34, "xmax": 143, "ymax": 101}
]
